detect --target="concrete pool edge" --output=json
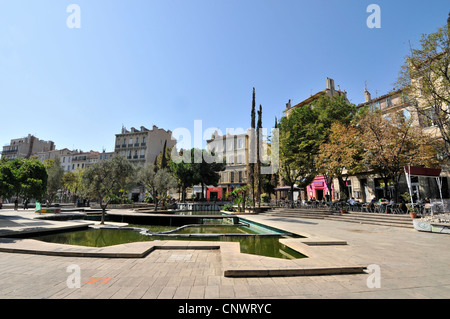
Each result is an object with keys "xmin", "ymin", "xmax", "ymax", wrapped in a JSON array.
[
  {"xmin": 0, "ymin": 237, "xmax": 366, "ymax": 277},
  {"xmin": 0, "ymin": 210, "xmax": 367, "ymax": 277}
]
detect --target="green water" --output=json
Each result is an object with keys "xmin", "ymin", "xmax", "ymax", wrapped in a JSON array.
[
  {"xmin": 174, "ymin": 225, "xmax": 260, "ymax": 235},
  {"xmin": 32, "ymin": 228, "xmax": 306, "ymax": 260}
]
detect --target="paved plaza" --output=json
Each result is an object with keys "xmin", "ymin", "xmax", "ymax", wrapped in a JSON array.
[{"xmin": 0, "ymin": 209, "xmax": 449, "ymax": 300}]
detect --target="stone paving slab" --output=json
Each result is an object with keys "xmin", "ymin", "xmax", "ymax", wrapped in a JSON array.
[
  {"xmin": 0, "ymin": 210, "xmax": 367, "ymax": 277},
  {"xmin": 1, "ymin": 209, "xmax": 450, "ymax": 299}
]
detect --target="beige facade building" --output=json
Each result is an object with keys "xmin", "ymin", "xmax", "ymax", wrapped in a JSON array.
[
  {"xmin": 114, "ymin": 125, "xmax": 177, "ymax": 166},
  {"xmin": 331, "ymin": 88, "xmax": 450, "ymax": 202},
  {"xmin": 284, "ymin": 77, "xmax": 349, "ymax": 117},
  {"xmin": 35, "ymin": 149, "xmax": 105, "ymax": 172},
  {"xmin": 1, "ymin": 134, "xmax": 55, "ymax": 160},
  {"xmin": 206, "ymin": 130, "xmax": 249, "ymax": 197}
]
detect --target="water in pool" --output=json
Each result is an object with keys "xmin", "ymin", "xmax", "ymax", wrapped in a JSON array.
[{"xmin": 32, "ymin": 226, "xmax": 306, "ymax": 260}]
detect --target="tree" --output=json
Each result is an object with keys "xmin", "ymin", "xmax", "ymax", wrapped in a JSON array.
[
  {"xmin": 231, "ymin": 185, "xmax": 250, "ymax": 212},
  {"xmin": 255, "ymin": 104, "xmax": 263, "ymax": 207},
  {"xmin": 62, "ymin": 169, "xmax": 85, "ymax": 204},
  {"xmin": 82, "ymin": 155, "xmax": 134, "ymax": 224},
  {"xmin": 358, "ymin": 110, "xmax": 440, "ymax": 201},
  {"xmin": 0, "ymin": 158, "xmax": 48, "ymax": 203},
  {"xmin": 247, "ymin": 87, "xmax": 257, "ymax": 207},
  {"xmin": 190, "ymin": 148, "xmax": 225, "ymax": 200},
  {"xmin": 45, "ymin": 158, "xmax": 65, "ymax": 206},
  {"xmin": 156, "ymin": 140, "xmax": 170, "ymax": 170},
  {"xmin": 316, "ymin": 122, "xmax": 364, "ymax": 200},
  {"xmin": 137, "ymin": 163, "xmax": 177, "ymax": 211},
  {"xmin": 397, "ymin": 13, "xmax": 450, "ymax": 160},
  {"xmin": 170, "ymin": 149, "xmax": 195, "ymax": 202},
  {"xmin": 278, "ymin": 104, "xmax": 322, "ymax": 205}
]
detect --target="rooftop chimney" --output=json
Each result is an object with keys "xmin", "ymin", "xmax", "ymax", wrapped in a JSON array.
[
  {"xmin": 364, "ymin": 88, "xmax": 372, "ymax": 102},
  {"xmin": 286, "ymin": 99, "xmax": 291, "ymax": 109},
  {"xmin": 326, "ymin": 78, "xmax": 335, "ymax": 92}
]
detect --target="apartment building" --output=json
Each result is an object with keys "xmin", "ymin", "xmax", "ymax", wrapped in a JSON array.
[
  {"xmin": 284, "ymin": 77, "xmax": 349, "ymax": 117},
  {"xmin": 331, "ymin": 87, "xmax": 450, "ymax": 202},
  {"xmin": 206, "ymin": 130, "xmax": 250, "ymax": 199},
  {"xmin": 35, "ymin": 149, "xmax": 103, "ymax": 172},
  {"xmin": 114, "ymin": 125, "xmax": 177, "ymax": 165},
  {"xmin": 35, "ymin": 148, "xmax": 78, "ymax": 172},
  {"xmin": 1, "ymin": 134, "xmax": 55, "ymax": 160}
]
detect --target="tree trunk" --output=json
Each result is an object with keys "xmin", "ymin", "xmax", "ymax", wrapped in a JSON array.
[{"xmin": 100, "ymin": 202, "xmax": 106, "ymax": 225}]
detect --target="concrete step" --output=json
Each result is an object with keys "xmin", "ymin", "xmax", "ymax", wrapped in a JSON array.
[{"xmin": 262, "ymin": 208, "xmax": 414, "ymax": 228}]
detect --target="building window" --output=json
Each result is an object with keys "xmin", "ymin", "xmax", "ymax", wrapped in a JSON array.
[
  {"xmin": 237, "ymin": 155, "xmax": 243, "ymax": 164},
  {"xmin": 228, "ymin": 156, "xmax": 234, "ymax": 164},
  {"xmin": 420, "ymin": 108, "xmax": 438, "ymax": 127},
  {"xmin": 238, "ymin": 138, "xmax": 244, "ymax": 149},
  {"xmin": 371, "ymin": 102, "xmax": 380, "ymax": 111},
  {"xmin": 230, "ymin": 172, "xmax": 235, "ymax": 183},
  {"xmin": 386, "ymin": 97, "xmax": 392, "ymax": 107},
  {"xmin": 402, "ymin": 108, "xmax": 411, "ymax": 121}
]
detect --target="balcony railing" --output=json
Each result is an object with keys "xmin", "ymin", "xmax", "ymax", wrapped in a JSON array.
[{"xmin": 1, "ymin": 149, "xmax": 18, "ymax": 153}]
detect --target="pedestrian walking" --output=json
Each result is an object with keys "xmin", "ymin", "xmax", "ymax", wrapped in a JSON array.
[{"xmin": 35, "ymin": 201, "xmax": 41, "ymax": 214}]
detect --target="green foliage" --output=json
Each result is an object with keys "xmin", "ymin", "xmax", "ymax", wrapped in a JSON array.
[
  {"xmin": 170, "ymin": 148, "xmax": 225, "ymax": 201},
  {"xmin": 170, "ymin": 149, "xmax": 195, "ymax": 201},
  {"xmin": 260, "ymin": 193, "xmax": 270, "ymax": 203},
  {"xmin": 278, "ymin": 104, "xmax": 322, "ymax": 198},
  {"xmin": 137, "ymin": 163, "xmax": 177, "ymax": 211},
  {"xmin": 396, "ymin": 17, "xmax": 450, "ymax": 159},
  {"xmin": 222, "ymin": 203, "xmax": 235, "ymax": 212},
  {"xmin": 0, "ymin": 158, "xmax": 48, "ymax": 201},
  {"xmin": 231, "ymin": 185, "xmax": 250, "ymax": 212},
  {"xmin": 82, "ymin": 155, "xmax": 135, "ymax": 223},
  {"xmin": 46, "ymin": 157, "xmax": 64, "ymax": 204},
  {"xmin": 62, "ymin": 169, "xmax": 85, "ymax": 202}
]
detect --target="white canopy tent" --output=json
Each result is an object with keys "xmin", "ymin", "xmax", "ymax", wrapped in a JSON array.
[{"xmin": 404, "ymin": 165, "xmax": 443, "ymax": 215}]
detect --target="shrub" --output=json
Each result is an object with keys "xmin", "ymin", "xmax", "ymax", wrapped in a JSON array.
[{"xmin": 222, "ymin": 203, "xmax": 235, "ymax": 212}]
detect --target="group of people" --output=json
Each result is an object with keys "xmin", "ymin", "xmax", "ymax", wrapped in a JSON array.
[{"xmin": 366, "ymin": 196, "xmax": 411, "ymax": 214}]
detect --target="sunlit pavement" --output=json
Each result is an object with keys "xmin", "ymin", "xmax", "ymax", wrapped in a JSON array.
[{"xmin": 0, "ymin": 210, "xmax": 449, "ymax": 299}]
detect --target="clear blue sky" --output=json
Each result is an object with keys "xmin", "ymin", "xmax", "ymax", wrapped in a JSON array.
[{"xmin": 0, "ymin": 0, "xmax": 449, "ymax": 152}]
